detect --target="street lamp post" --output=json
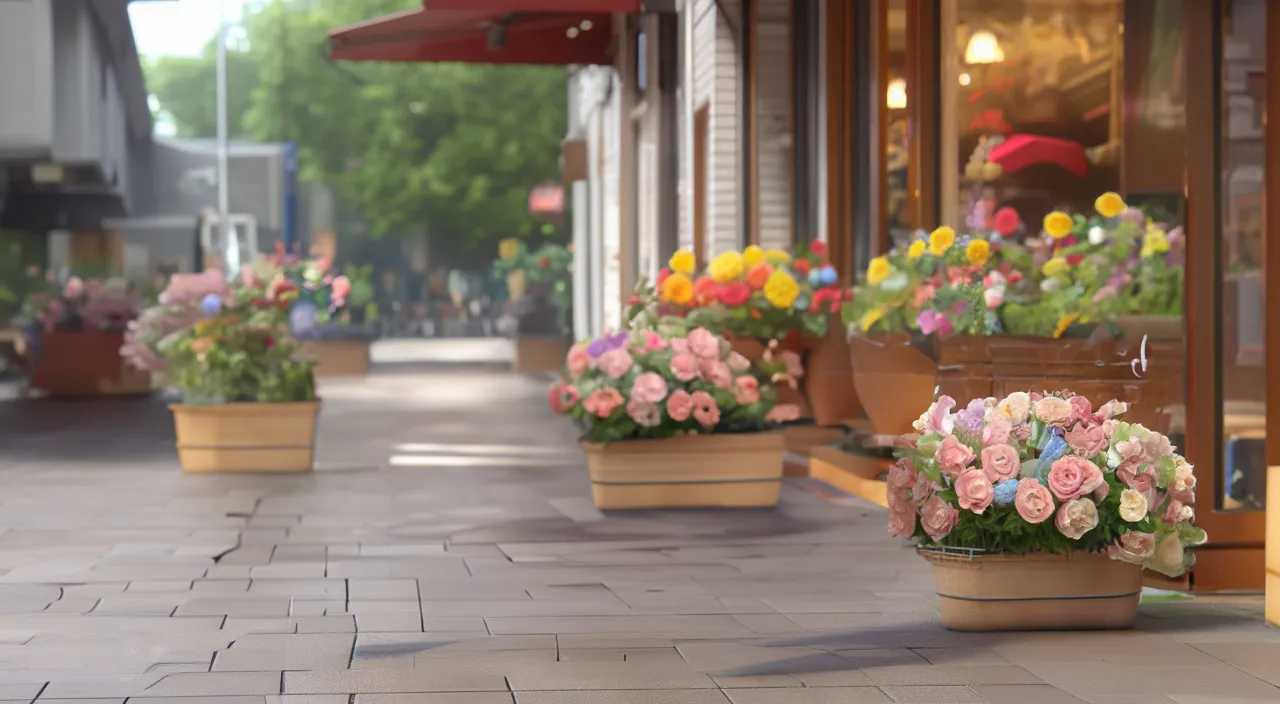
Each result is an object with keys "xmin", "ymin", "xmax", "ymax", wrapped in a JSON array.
[{"xmin": 215, "ymin": 0, "xmax": 239, "ymax": 276}]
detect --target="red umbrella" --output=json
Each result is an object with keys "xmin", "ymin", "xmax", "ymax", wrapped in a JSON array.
[{"xmin": 987, "ymin": 134, "xmax": 1089, "ymax": 178}]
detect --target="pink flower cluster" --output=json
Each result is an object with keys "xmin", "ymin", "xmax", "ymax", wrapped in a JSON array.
[
  {"xmin": 887, "ymin": 391, "xmax": 1207, "ymax": 578},
  {"xmin": 549, "ymin": 327, "xmax": 777, "ymax": 443}
]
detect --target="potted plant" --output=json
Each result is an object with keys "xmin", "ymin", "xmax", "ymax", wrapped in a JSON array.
[
  {"xmin": 549, "ymin": 326, "xmax": 797, "ymax": 509},
  {"xmin": 18, "ymin": 270, "xmax": 150, "ymax": 397},
  {"xmin": 888, "ymin": 391, "xmax": 1206, "ymax": 631},
  {"xmin": 122, "ymin": 267, "xmax": 319, "ymax": 473},
  {"xmin": 260, "ymin": 257, "xmax": 374, "ymax": 379},
  {"xmin": 495, "ymin": 239, "xmax": 574, "ymax": 373}
]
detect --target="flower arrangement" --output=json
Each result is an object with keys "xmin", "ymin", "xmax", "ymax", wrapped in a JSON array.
[
  {"xmin": 17, "ymin": 272, "xmax": 144, "ymax": 337},
  {"xmin": 887, "ymin": 391, "xmax": 1206, "ymax": 578},
  {"xmin": 493, "ymin": 239, "xmax": 573, "ymax": 331},
  {"xmin": 548, "ymin": 327, "xmax": 795, "ymax": 445},
  {"xmin": 630, "ymin": 243, "xmax": 846, "ymax": 341}
]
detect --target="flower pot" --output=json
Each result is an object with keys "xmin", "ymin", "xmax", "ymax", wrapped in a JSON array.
[
  {"xmin": 514, "ymin": 334, "xmax": 567, "ymax": 373},
  {"xmin": 729, "ymin": 337, "xmax": 810, "ymax": 417},
  {"xmin": 171, "ymin": 401, "xmax": 319, "ymax": 473},
  {"xmin": 920, "ymin": 550, "xmax": 1142, "ymax": 632},
  {"xmin": 306, "ymin": 339, "xmax": 372, "ymax": 378},
  {"xmin": 34, "ymin": 331, "xmax": 151, "ymax": 397},
  {"xmin": 847, "ymin": 335, "xmax": 991, "ymax": 435},
  {"xmin": 582, "ymin": 432, "xmax": 784, "ymax": 509},
  {"xmin": 803, "ymin": 322, "xmax": 862, "ymax": 427}
]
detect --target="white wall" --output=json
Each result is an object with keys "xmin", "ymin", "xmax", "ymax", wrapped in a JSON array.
[
  {"xmin": 687, "ymin": 0, "xmax": 742, "ymax": 258},
  {"xmin": 0, "ymin": 0, "xmax": 55, "ymax": 159},
  {"xmin": 756, "ymin": 0, "xmax": 792, "ymax": 250}
]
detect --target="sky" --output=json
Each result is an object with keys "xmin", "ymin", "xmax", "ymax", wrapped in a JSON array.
[{"xmin": 129, "ymin": 0, "xmax": 249, "ymax": 58}]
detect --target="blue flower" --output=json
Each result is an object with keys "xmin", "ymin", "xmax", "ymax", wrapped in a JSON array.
[
  {"xmin": 1039, "ymin": 435, "xmax": 1070, "ymax": 466},
  {"xmin": 792, "ymin": 295, "xmax": 811, "ymax": 311},
  {"xmin": 994, "ymin": 480, "xmax": 1019, "ymax": 506},
  {"xmin": 200, "ymin": 294, "xmax": 222, "ymax": 317},
  {"xmin": 818, "ymin": 266, "xmax": 838, "ymax": 286}
]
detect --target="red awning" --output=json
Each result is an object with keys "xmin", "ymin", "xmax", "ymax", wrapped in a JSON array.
[
  {"xmin": 328, "ymin": 8, "xmax": 614, "ymax": 66},
  {"xmin": 425, "ymin": 0, "xmax": 640, "ymax": 11}
]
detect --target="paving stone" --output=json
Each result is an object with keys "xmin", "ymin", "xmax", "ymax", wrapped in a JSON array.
[
  {"xmin": 138, "ymin": 671, "xmax": 284, "ymax": 696},
  {"xmin": 248, "ymin": 580, "xmax": 346, "ymax": 599},
  {"xmin": 970, "ymin": 685, "xmax": 1087, "ymax": 703},
  {"xmin": 283, "ymin": 670, "xmax": 507, "ymax": 694},
  {"xmin": 723, "ymin": 688, "xmax": 891, "ymax": 703},
  {"xmin": 506, "ymin": 662, "xmax": 716, "ymax": 691},
  {"xmin": 515, "ymin": 693, "xmax": 730, "ymax": 704},
  {"xmin": 176, "ymin": 598, "xmax": 293, "ymax": 617},
  {"xmin": 485, "ymin": 616, "xmax": 752, "ymax": 637},
  {"xmin": 358, "ymin": 696, "xmax": 514, "ymax": 704},
  {"xmin": 879, "ymin": 686, "xmax": 987, "ymax": 703}
]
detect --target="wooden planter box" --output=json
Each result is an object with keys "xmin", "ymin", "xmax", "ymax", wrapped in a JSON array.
[
  {"xmin": 921, "ymin": 550, "xmax": 1142, "ymax": 632},
  {"xmin": 847, "ymin": 334, "xmax": 991, "ymax": 435},
  {"xmin": 33, "ymin": 331, "xmax": 151, "ymax": 398},
  {"xmin": 514, "ymin": 334, "xmax": 567, "ymax": 373},
  {"xmin": 307, "ymin": 340, "xmax": 372, "ymax": 378},
  {"xmin": 582, "ymin": 432, "xmax": 785, "ymax": 510},
  {"xmin": 171, "ymin": 401, "xmax": 320, "ymax": 473}
]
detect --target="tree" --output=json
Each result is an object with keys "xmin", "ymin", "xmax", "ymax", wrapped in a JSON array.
[{"xmin": 144, "ymin": 45, "xmax": 259, "ymax": 139}]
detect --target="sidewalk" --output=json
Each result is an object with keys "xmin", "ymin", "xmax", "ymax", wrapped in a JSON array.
[{"xmin": 0, "ymin": 339, "xmax": 1272, "ymax": 703}]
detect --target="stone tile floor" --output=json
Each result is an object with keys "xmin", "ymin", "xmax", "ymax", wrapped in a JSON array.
[{"xmin": 0, "ymin": 340, "xmax": 1274, "ymax": 703}]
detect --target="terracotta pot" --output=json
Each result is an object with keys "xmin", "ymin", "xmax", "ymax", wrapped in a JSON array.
[
  {"xmin": 171, "ymin": 401, "xmax": 319, "ymax": 473},
  {"xmin": 985, "ymin": 336, "xmax": 1181, "ymax": 433},
  {"xmin": 514, "ymin": 334, "xmax": 567, "ymax": 373},
  {"xmin": 582, "ymin": 432, "xmax": 784, "ymax": 510},
  {"xmin": 306, "ymin": 340, "xmax": 372, "ymax": 378},
  {"xmin": 729, "ymin": 337, "xmax": 810, "ymax": 417},
  {"xmin": 804, "ymin": 322, "xmax": 862, "ymax": 427},
  {"xmin": 920, "ymin": 550, "xmax": 1142, "ymax": 632},
  {"xmin": 848, "ymin": 335, "xmax": 992, "ymax": 435},
  {"xmin": 35, "ymin": 331, "xmax": 151, "ymax": 398}
]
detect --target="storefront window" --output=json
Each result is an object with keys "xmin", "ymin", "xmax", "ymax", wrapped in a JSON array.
[
  {"xmin": 1219, "ymin": 0, "xmax": 1267, "ymax": 512},
  {"xmin": 885, "ymin": 0, "xmax": 909, "ymax": 245},
  {"xmin": 939, "ymin": 0, "xmax": 1124, "ymax": 232}
]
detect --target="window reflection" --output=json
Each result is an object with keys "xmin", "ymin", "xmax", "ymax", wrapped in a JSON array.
[
  {"xmin": 1220, "ymin": 0, "xmax": 1267, "ymax": 512},
  {"xmin": 941, "ymin": 0, "xmax": 1124, "ymax": 232},
  {"xmin": 886, "ymin": 0, "xmax": 909, "ymax": 246}
]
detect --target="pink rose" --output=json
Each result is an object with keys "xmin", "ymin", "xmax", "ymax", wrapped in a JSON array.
[
  {"xmin": 560, "ymin": 385, "xmax": 581, "ymax": 410},
  {"xmin": 776, "ymin": 350, "xmax": 804, "ymax": 379},
  {"xmin": 733, "ymin": 375, "xmax": 760, "ymax": 405},
  {"xmin": 765, "ymin": 404, "xmax": 801, "ymax": 423},
  {"xmin": 1115, "ymin": 436, "xmax": 1146, "ymax": 463},
  {"xmin": 331, "ymin": 275, "xmax": 352, "ymax": 300},
  {"xmin": 666, "ymin": 389, "xmax": 694, "ymax": 422},
  {"xmin": 1046, "ymin": 456, "xmax": 1104, "ymax": 501},
  {"xmin": 1108, "ymin": 530, "xmax": 1156, "ymax": 564},
  {"xmin": 1095, "ymin": 400, "xmax": 1129, "ymax": 421},
  {"xmin": 979, "ymin": 443, "xmax": 1021, "ymax": 482},
  {"xmin": 1033, "ymin": 396, "xmax": 1073, "ymax": 426},
  {"xmin": 1012, "ymin": 424, "xmax": 1033, "ymax": 443},
  {"xmin": 630, "ymin": 372, "xmax": 669, "ymax": 404},
  {"xmin": 641, "ymin": 330, "xmax": 669, "ymax": 352},
  {"xmin": 955, "ymin": 469, "xmax": 995, "ymax": 514},
  {"xmin": 934, "ymin": 435, "xmax": 976, "ymax": 476},
  {"xmin": 887, "ymin": 459, "xmax": 918, "ymax": 492},
  {"xmin": 583, "ymin": 388, "xmax": 624, "ymax": 418},
  {"xmin": 687, "ymin": 327, "xmax": 722, "ymax": 359},
  {"xmin": 1055, "ymin": 498, "xmax": 1100, "ymax": 540},
  {"xmin": 700, "ymin": 359, "xmax": 734, "ymax": 389},
  {"xmin": 627, "ymin": 400, "xmax": 661, "ymax": 427},
  {"xmin": 63, "ymin": 276, "xmax": 84, "ymax": 298},
  {"xmin": 1165, "ymin": 499, "xmax": 1193, "ymax": 525},
  {"xmin": 690, "ymin": 391, "xmax": 720, "ymax": 428},
  {"xmin": 1065, "ymin": 423, "xmax": 1109, "ymax": 458},
  {"xmin": 727, "ymin": 352, "xmax": 752, "ymax": 372},
  {"xmin": 887, "ymin": 490, "xmax": 917, "ymax": 538},
  {"xmin": 982, "ymin": 415, "xmax": 1012, "ymax": 446},
  {"xmin": 566, "ymin": 344, "xmax": 591, "ymax": 378},
  {"xmin": 983, "ymin": 287, "xmax": 1004, "ymax": 309},
  {"xmin": 670, "ymin": 338, "xmax": 690, "ymax": 354},
  {"xmin": 911, "ymin": 480, "xmax": 936, "ymax": 506},
  {"xmin": 596, "ymin": 349, "xmax": 634, "ymax": 378},
  {"xmin": 1118, "ymin": 464, "xmax": 1160, "ymax": 508},
  {"xmin": 1067, "ymin": 395, "xmax": 1093, "ymax": 426},
  {"xmin": 1015, "ymin": 478, "xmax": 1055, "ymax": 524},
  {"xmin": 670, "ymin": 352, "xmax": 699, "ymax": 382},
  {"xmin": 916, "ymin": 396, "xmax": 957, "ymax": 435},
  {"xmin": 919, "ymin": 495, "xmax": 959, "ymax": 541},
  {"xmin": 1142, "ymin": 431, "xmax": 1174, "ymax": 459}
]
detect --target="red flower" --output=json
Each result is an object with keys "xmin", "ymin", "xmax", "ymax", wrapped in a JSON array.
[
  {"xmin": 656, "ymin": 268, "xmax": 671, "ymax": 287},
  {"xmin": 719, "ymin": 282, "xmax": 751, "ymax": 306},
  {"xmin": 538, "ymin": 257, "xmax": 550, "ymax": 268},
  {"xmin": 692, "ymin": 276, "xmax": 720, "ymax": 306},
  {"xmin": 628, "ymin": 296, "xmax": 642, "ymax": 306},
  {"xmin": 265, "ymin": 337, "xmax": 276, "ymax": 348},
  {"xmin": 793, "ymin": 259, "xmax": 812, "ymax": 276},
  {"xmin": 1063, "ymin": 235, "xmax": 1079, "ymax": 248},
  {"xmin": 1066, "ymin": 254, "xmax": 1085, "ymax": 266},
  {"xmin": 809, "ymin": 240, "xmax": 827, "ymax": 256},
  {"xmin": 548, "ymin": 382, "xmax": 564, "ymax": 413},
  {"xmin": 993, "ymin": 207, "xmax": 1021, "ymax": 236}
]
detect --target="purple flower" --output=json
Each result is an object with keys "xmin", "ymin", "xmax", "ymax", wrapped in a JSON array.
[
  {"xmin": 953, "ymin": 398, "xmax": 987, "ymax": 437},
  {"xmin": 585, "ymin": 338, "xmax": 608, "ymax": 358},
  {"xmin": 917, "ymin": 310, "xmax": 954, "ymax": 337}
]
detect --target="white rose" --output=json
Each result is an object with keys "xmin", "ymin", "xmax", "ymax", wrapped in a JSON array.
[
  {"xmin": 1173, "ymin": 463, "xmax": 1197, "ymax": 493},
  {"xmin": 1119, "ymin": 488, "xmax": 1149, "ymax": 523},
  {"xmin": 1088, "ymin": 225, "xmax": 1107, "ymax": 245},
  {"xmin": 1146, "ymin": 534, "xmax": 1186, "ymax": 576},
  {"xmin": 1178, "ymin": 505, "xmax": 1195, "ymax": 522},
  {"xmin": 996, "ymin": 392, "xmax": 1031, "ymax": 424}
]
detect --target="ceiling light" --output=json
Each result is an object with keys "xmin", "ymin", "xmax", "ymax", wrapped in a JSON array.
[
  {"xmin": 580, "ymin": 19, "xmax": 593, "ymax": 31},
  {"xmin": 964, "ymin": 29, "xmax": 1004, "ymax": 65},
  {"xmin": 959, "ymin": 72, "xmax": 972, "ymax": 86},
  {"xmin": 886, "ymin": 78, "xmax": 907, "ymax": 109},
  {"xmin": 566, "ymin": 26, "xmax": 580, "ymax": 38}
]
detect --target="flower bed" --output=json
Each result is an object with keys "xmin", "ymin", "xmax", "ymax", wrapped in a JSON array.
[
  {"xmin": 550, "ymin": 327, "xmax": 793, "ymax": 509},
  {"xmin": 887, "ymin": 391, "xmax": 1205, "ymax": 631}
]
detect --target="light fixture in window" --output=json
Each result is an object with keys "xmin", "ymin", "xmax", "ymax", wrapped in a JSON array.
[
  {"xmin": 964, "ymin": 29, "xmax": 1004, "ymax": 64},
  {"xmin": 886, "ymin": 78, "xmax": 907, "ymax": 109},
  {"xmin": 580, "ymin": 19, "xmax": 593, "ymax": 31},
  {"xmin": 567, "ymin": 26, "xmax": 580, "ymax": 38},
  {"xmin": 958, "ymin": 72, "xmax": 972, "ymax": 86}
]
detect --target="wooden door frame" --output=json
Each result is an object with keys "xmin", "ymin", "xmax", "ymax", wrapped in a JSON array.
[
  {"xmin": 1264, "ymin": 0, "xmax": 1280, "ymax": 624},
  {"xmin": 693, "ymin": 104, "xmax": 710, "ymax": 269}
]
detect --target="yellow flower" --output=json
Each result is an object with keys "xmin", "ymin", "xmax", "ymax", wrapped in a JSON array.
[
  {"xmin": 859, "ymin": 308, "xmax": 885, "ymax": 332},
  {"xmin": 1041, "ymin": 257, "xmax": 1069, "ymax": 278},
  {"xmin": 1095, "ymin": 192, "xmax": 1126, "ymax": 219},
  {"xmin": 498, "ymin": 238, "xmax": 521, "ymax": 261},
  {"xmin": 742, "ymin": 245, "xmax": 766, "ymax": 268},
  {"xmin": 660, "ymin": 272, "xmax": 694, "ymax": 305},
  {"xmin": 928, "ymin": 226, "xmax": 955, "ymax": 256},
  {"xmin": 907, "ymin": 240, "xmax": 927, "ymax": 260},
  {"xmin": 866, "ymin": 256, "xmax": 892, "ymax": 286},
  {"xmin": 707, "ymin": 251, "xmax": 744, "ymax": 283},
  {"xmin": 1141, "ymin": 229, "xmax": 1170, "ymax": 258},
  {"xmin": 1043, "ymin": 211, "xmax": 1074, "ymax": 239},
  {"xmin": 763, "ymin": 270, "xmax": 800, "ymax": 308},
  {"xmin": 764, "ymin": 249, "xmax": 792, "ymax": 265},
  {"xmin": 1054, "ymin": 313, "xmax": 1081, "ymax": 339},
  {"xmin": 965, "ymin": 239, "xmax": 992, "ymax": 267},
  {"xmin": 668, "ymin": 249, "xmax": 695, "ymax": 275}
]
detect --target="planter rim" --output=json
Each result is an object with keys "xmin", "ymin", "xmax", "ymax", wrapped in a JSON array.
[
  {"xmin": 581, "ymin": 430, "xmax": 782, "ymax": 452},
  {"xmin": 170, "ymin": 400, "xmax": 322, "ymax": 412},
  {"xmin": 918, "ymin": 548, "xmax": 1114, "ymax": 565}
]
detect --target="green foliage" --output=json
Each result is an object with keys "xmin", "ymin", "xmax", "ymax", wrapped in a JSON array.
[
  {"xmin": 343, "ymin": 264, "xmax": 375, "ymax": 307},
  {"xmin": 145, "ymin": 46, "xmax": 259, "ymax": 139}
]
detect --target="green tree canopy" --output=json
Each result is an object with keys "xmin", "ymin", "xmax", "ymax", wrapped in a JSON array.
[{"xmin": 143, "ymin": 0, "xmax": 568, "ymax": 269}]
